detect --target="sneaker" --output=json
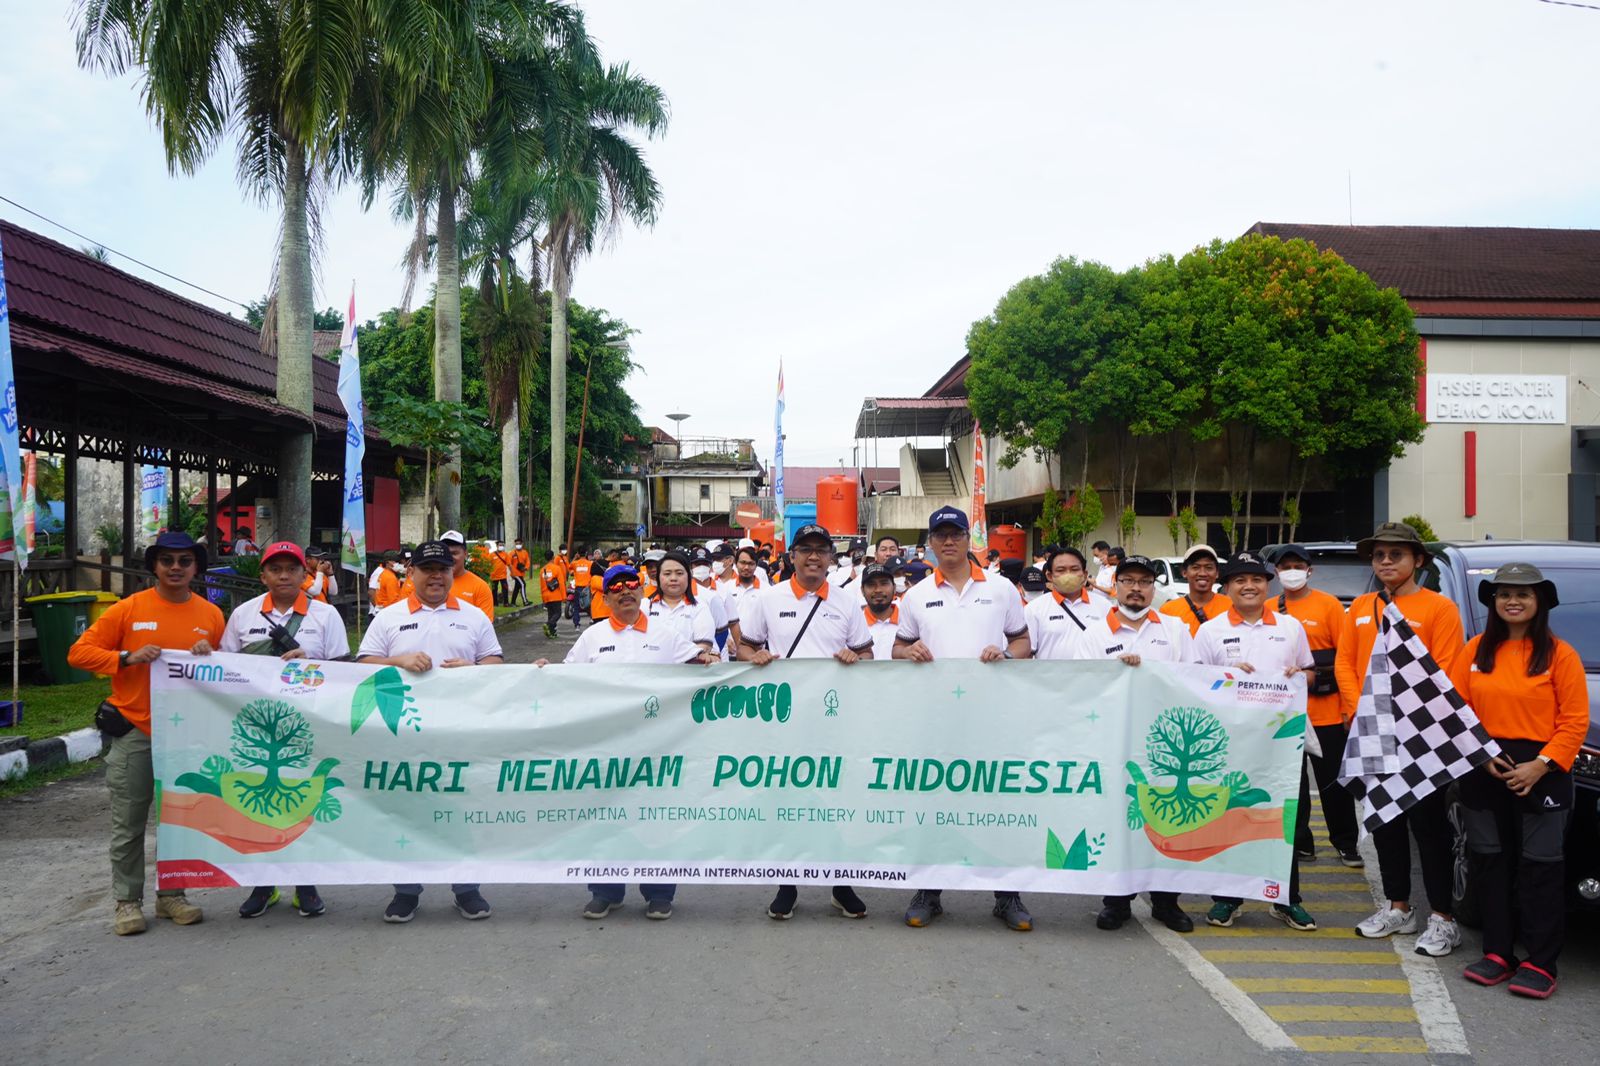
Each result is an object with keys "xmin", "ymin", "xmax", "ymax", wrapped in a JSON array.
[
  {"xmin": 645, "ymin": 898, "xmax": 673, "ymax": 921},
  {"xmin": 154, "ymin": 893, "xmax": 203, "ymax": 925},
  {"xmin": 1356, "ymin": 905, "xmax": 1418, "ymax": 939},
  {"xmin": 904, "ymin": 890, "xmax": 943, "ymax": 928},
  {"xmin": 1271, "ymin": 903, "xmax": 1318, "ymax": 931},
  {"xmin": 1206, "ymin": 900, "xmax": 1242, "ymax": 927},
  {"xmin": 993, "ymin": 893, "xmax": 1032, "ymax": 932},
  {"xmin": 113, "ymin": 900, "xmax": 146, "ymax": 936},
  {"xmin": 1295, "ymin": 846, "xmax": 1316, "ymax": 862},
  {"xmin": 543, "ymin": 623, "xmax": 556, "ymax": 639},
  {"xmin": 453, "ymin": 891, "xmax": 492, "ymax": 920},
  {"xmin": 1463, "ymin": 953, "xmax": 1518, "ymax": 987},
  {"xmin": 1150, "ymin": 901, "xmax": 1194, "ymax": 933},
  {"xmin": 238, "ymin": 886, "xmax": 280, "ymax": 919},
  {"xmin": 767, "ymin": 885, "xmax": 799, "ymax": 920},
  {"xmin": 1338, "ymin": 849, "xmax": 1365, "ymax": 868},
  {"xmin": 1414, "ymin": 913, "xmax": 1461, "ymax": 957},
  {"xmin": 584, "ymin": 895, "xmax": 620, "ymax": 919},
  {"xmin": 293, "ymin": 888, "xmax": 325, "ymax": 917},
  {"xmin": 1508, "ymin": 963, "xmax": 1557, "ymax": 999},
  {"xmin": 1095, "ymin": 903, "xmax": 1132, "ymax": 931},
  {"xmin": 384, "ymin": 893, "xmax": 420, "ymax": 923},
  {"xmin": 831, "ymin": 886, "xmax": 867, "ymax": 919}
]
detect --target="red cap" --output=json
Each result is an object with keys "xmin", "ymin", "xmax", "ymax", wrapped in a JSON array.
[{"xmin": 260, "ymin": 541, "xmax": 306, "ymax": 567}]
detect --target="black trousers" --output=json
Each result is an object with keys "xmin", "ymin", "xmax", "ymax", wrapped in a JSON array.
[
  {"xmin": 1295, "ymin": 722, "xmax": 1360, "ymax": 856},
  {"xmin": 1372, "ymin": 788, "xmax": 1454, "ymax": 913},
  {"xmin": 1463, "ymin": 774, "xmax": 1568, "ymax": 974},
  {"xmin": 545, "ymin": 602, "xmax": 563, "ymax": 628},
  {"xmin": 1104, "ymin": 891, "xmax": 1180, "ymax": 912}
]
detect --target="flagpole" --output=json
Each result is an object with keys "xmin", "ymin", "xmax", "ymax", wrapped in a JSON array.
[{"xmin": 11, "ymin": 563, "xmax": 18, "ymax": 713}]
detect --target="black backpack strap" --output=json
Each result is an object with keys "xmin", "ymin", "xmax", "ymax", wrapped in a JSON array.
[{"xmin": 784, "ymin": 595, "xmax": 826, "ymax": 659}]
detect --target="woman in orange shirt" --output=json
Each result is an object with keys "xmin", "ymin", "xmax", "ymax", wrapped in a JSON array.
[{"xmin": 1448, "ymin": 564, "xmax": 1588, "ymax": 999}]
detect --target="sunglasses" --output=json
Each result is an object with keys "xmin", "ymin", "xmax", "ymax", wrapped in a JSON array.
[{"xmin": 606, "ymin": 579, "xmax": 642, "ymax": 592}]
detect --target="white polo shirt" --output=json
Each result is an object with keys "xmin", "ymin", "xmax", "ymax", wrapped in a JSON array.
[
  {"xmin": 862, "ymin": 604, "xmax": 900, "ymax": 662},
  {"xmin": 220, "ymin": 593, "xmax": 350, "ymax": 660},
  {"xmin": 1193, "ymin": 607, "xmax": 1313, "ymax": 674},
  {"xmin": 895, "ymin": 563, "xmax": 1027, "ymax": 659},
  {"xmin": 695, "ymin": 580, "xmax": 731, "ymax": 632},
  {"xmin": 1025, "ymin": 589, "xmax": 1109, "ymax": 660},
  {"xmin": 357, "ymin": 594, "xmax": 502, "ymax": 665},
  {"xmin": 738, "ymin": 577, "xmax": 873, "ymax": 659},
  {"xmin": 645, "ymin": 593, "xmax": 715, "ymax": 647},
  {"xmin": 565, "ymin": 613, "xmax": 702, "ymax": 664},
  {"xmin": 1070, "ymin": 609, "xmax": 1192, "ymax": 662}
]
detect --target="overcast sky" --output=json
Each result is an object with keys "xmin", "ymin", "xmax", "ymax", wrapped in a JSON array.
[{"xmin": 3, "ymin": 0, "xmax": 1598, "ymax": 466}]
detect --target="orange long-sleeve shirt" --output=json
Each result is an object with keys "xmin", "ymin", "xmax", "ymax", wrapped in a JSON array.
[
  {"xmin": 372, "ymin": 568, "xmax": 402, "ymax": 609},
  {"xmin": 1448, "ymin": 636, "xmax": 1590, "ymax": 770},
  {"xmin": 67, "ymin": 587, "xmax": 225, "ymax": 735},
  {"xmin": 1336, "ymin": 587, "xmax": 1465, "ymax": 720},
  {"xmin": 1160, "ymin": 593, "xmax": 1232, "ymax": 637},
  {"xmin": 1280, "ymin": 587, "xmax": 1348, "ymax": 726},
  {"xmin": 452, "ymin": 571, "xmax": 497, "ymax": 623}
]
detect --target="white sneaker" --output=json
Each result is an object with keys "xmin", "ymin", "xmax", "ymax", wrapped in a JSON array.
[
  {"xmin": 1355, "ymin": 906, "xmax": 1418, "ymax": 938},
  {"xmin": 1413, "ymin": 914, "xmax": 1462, "ymax": 957}
]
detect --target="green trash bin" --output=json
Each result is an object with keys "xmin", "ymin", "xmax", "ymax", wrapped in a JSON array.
[{"xmin": 25, "ymin": 592, "xmax": 98, "ymax": 685}]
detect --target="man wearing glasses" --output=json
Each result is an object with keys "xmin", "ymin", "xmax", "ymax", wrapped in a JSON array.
[
  {"xmin": 739, "ymin": 523, "xmax": 875, "ymax": 921},
  {"xmin": 895, "ymin": 507, "xmax": 1033, "ymax": 932},
  {"xmin": 1068, "ymin": 554, "xmax": 1196, "ymax": 934}
]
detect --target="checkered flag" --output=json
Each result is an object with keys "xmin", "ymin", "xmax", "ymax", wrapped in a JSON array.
[{"xmin": 1338, "ymin": 595, "xmax": 1502, "ymax": 830}]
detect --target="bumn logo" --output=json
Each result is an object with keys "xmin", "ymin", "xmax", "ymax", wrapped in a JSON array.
[
  {"xmin": 169, "ymin": 662, "xmax": 223, "ymax": 682},
  {"xmin": 281, "ymin": 662, "xmax": 326, "ymax": 688}
]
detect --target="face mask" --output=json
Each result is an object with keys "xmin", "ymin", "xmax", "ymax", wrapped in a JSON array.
[
  {"xmin": 1119, "ymin": 604, "xmax": 1153, "ymax": 622},
  {"xmin": 692, "ymin": 565, "xmax": 712, "ymax": 582},
  {"xmin": 894, "ymin": 577, "xmax": 908, "ymax": 593},
  {"xmin": 712, "ymin": 560, "xmax": 728, "ymax": 576},
  {"xmin": 1278, "ymin": 570, "xmax": 1309, "ymax": 591},
  {"xmin": 1051, "ymin": 573, "xmax": 1085, "ymax": 597}
]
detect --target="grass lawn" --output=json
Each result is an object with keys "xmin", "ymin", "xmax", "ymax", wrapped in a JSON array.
[
  {"xmin": 0, "ymin": 676, "xmax": 112, "ymax": 739},
  {"xmin": 0, "ymin": 756, "xmax": 100, "ymax": 800}
]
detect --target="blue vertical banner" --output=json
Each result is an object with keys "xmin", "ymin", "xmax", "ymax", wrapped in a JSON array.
[
  {"xmin": 0, "ymin": 230, "xmax": 26, "ymax": 568},
  {"xmin": 139, "ymin": 464, "xmax": 169, "ymax": 540},
  {"xmin": 773, "ymin": 359, "xmax": 785, "ymax": 546},
  {"xmin": 337, "ymin": 286, "xmax": 366, "ymax": 573}
]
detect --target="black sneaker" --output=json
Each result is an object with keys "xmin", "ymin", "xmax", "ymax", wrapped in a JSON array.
[
  {"xmin": 993, "ymin": 893, "xmax": 1032, "ymax": 931},
  {"xmin": 384, "ymin": 893, "xmax": 420, "ymax": 923},
  {"xmin": 453, "ymin": 890, "xmax": 492, "ymax": 920},
  {"xmin": 903, "ymin": 890, "xmax": 943, "ymax": 927},
  {"xmin": 767, "ymin": 885, "xmax": 799, "ymax": 920},
  {"xmin": 293, "ymin": 887, "xmax": 325, "ymax": 917},
  {"xmin": 1338, "ymin": 849, "xmax": 1365, "ymax": 868},
  {"xmin": 584, "ymin": 895, "xmax": 620, "ymax": 919},
  {"xmin": 1295, "ymin": 846, "xmax": 1316, "ymax": 862},
  {"xmin": 1151, "ymin": 901, "xmax": 1195, "ymax": 933},
  {"xmin": 238, "ymin": 886, "xmax": 279, "ymax": 919},
  {"xmin": 831, "ymin": 886, "xmax": 867, "ymax": 919},
  {"xmin": 645, "ymin": 898, "xmax": 673, "ymax": 921},
  {"xmin": 1096, "ymin": 904, "xmax": 1132, "ymax": 930}
]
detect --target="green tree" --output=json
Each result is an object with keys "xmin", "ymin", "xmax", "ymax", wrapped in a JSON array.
[
  {"xmin": 368, "ymin": 393, "xmax": 498, "ymax": 539},
  {"xmin": 228, "ymin": 700, "xmax": 313, "ymax": 816},
  {"xmin": 244, "ymin": 298, "xmax": 344, "ymax": 334},
  {"xmin": 1144, "ymin": 707, "xmax": 1229, "ymax": 827},
  {"xmin": 77, "ymin": 0, "xmax": 377, "ymax": 546}
]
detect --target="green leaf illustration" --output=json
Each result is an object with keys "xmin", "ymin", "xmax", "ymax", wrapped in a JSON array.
[
  {"xmin": 1045, "ymin": 828, "xmax": 1068, "ymax": 869},
  {"xmin": 314, "ymin": 793, "xmax": 343, "ymax": 823},
  {"xmin": 202, "ymin": 755, "xmax": 234, "ymax": 781},
  {"xmin": 1274, "ymin": 714, "xmax": 1308, "ymax": 740},
  {"xmin": 1126, "ymin": 798, "xmax": 1145, "ymax": 830},
  {"xmin": 1227, "ymin": 787, "xmax": 1271, "ymax": 809},
  {"xmin": 1064, "ymin": 830, "xmax": 1095, "ymax": 871},
  {"xmin": 351, "ymin": 667, "xmax": 416, "ymax": 735},
  {"xmin": 174, "ymin": 772, "xmax": 222, "ymax": 797}
]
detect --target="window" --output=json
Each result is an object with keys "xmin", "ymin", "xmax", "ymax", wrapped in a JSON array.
[
  {"xmin": 619, "ymin": 483, "xmax": 633, "ymax": 493},
  {"xmin": 602, "ymin": 482, "xmax": 615, "ymax": 492},
  {"xmin": 700, "ymin": 483, "xmax": 711, "ymax": 501}
]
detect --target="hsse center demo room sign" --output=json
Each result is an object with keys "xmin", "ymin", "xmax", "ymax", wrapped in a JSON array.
[{"xmin": 1427, "ymin": 374, "xmax": 1567, "ymax": 424}]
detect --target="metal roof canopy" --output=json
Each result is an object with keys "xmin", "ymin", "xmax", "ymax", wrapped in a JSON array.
[{"xmin": 855, "ymin": 396, "xmax": 967, "ymax": 438}]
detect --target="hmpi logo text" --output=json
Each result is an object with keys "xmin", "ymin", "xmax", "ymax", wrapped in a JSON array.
[
  {"xmin": 281, "ymin": 662, "xmax": 326, "ymax": 688},
  {"xmin": 168, "ymin": 662, "xmax": 223, "ymax": 682},
  {"xmin": 690, "ymin": 683, "xmax": 792, "ymax": 723}
]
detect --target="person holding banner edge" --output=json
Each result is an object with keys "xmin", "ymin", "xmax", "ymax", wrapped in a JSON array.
[
  {"xmin": 1336, "ymin": 521, "xmax": 1466, "ymax": 956},
  {"xmin": 357, "ymin": 540, "xmax": 503, "ymax": 923},
  {"xmin": 68, "ymin": 531, "xmax": 224, "ymax": 936},
  {"xmin": 894, "ymin": 506, "xmax": 1034, "ymax": 932},
  {"xmin": 220, "ymin": 541, "xmax": 349, "ymax": 919},
  {"xmin": 1448, "ymin": 563, "xmax": 1588, "ymax": 999}
]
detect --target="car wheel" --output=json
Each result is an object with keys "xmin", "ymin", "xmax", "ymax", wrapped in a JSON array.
[{"xmin": 1448, "ymin": 796, "xmax": 1482, "ymax": 929}]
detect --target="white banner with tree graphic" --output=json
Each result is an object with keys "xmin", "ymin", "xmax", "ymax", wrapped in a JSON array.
[{"xmin": 151, "ymin": 654, "xmax": 1305, "ymax": 900}]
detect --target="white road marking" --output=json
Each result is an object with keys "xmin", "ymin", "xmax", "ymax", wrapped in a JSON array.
[{"xmin": 1134, "ymin": 907, "xmax": 1297, "ymax": 1052}]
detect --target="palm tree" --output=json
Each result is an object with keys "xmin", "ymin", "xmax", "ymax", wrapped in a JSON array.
[
  {"xmin": 75, "ymin": 0, "xmax": 373, "ymax": 546},
  {"xmin": 538, "ymin": 59, "xmax": 667, "ymax": 550}
]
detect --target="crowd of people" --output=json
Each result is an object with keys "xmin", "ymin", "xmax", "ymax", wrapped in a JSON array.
[{"xmin": 68, "ymin": 511, "xmax": 1586, "ymax": 1000}]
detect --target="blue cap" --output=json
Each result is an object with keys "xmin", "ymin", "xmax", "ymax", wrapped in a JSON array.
[
  {"xmin": 602, "ymin": 564, "xmax": 640, "ymax": 587},
  {"xmin": 143, "ymin": 531, "xmax": 209, "ymax": 573},
  {"xmin": 928, "ymin": 506, "xmax": 969, "ymax": 532}
]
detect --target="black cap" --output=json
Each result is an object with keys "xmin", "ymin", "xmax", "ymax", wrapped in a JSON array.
[
  {"xmin": 690, "ymin": 546, "xmax": 713, "ymax": 564},
  {"xmin": 1118, "ymin": 554, "xmax": 1158, "ymax": 579},
  {"xmin": 413, "ymin": 540, "xmax": 453, "ymax": 568},
  {"xmin": 1021, "ymin": 566, "xmax": 1048, "ymax": 592},
  {"xmin": 792, "ymin": 524, "xmax": 832, "ymax": 547},
  {"xmin": 1273, "ymin": 543, "xmax": 1311, "ymax": 564},
  {"xmin": 1222, "ymin": 551, "xmax": 1273, "ymax": 582},
  {"xmin": 998, "ymin": 558, "xmax": 1024, "ymax": 582},
  {"xmin": 860, "ymin": 562, "xmax": 894, "ymax": 585}
]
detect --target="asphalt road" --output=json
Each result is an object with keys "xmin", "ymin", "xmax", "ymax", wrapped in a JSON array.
[{"xmin": 3, "ymin": 616, "xmax": 1598, "ymax": 1065}]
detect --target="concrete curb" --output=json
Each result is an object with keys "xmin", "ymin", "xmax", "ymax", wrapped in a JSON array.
[{"xmin": 0, "ymin": 727, "xmax": 106, "ymax": 782}]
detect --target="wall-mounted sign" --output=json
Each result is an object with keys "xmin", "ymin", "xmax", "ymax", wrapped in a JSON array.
[{"xmin": 1427, "ymin": 374, "xmax": 1567, "ymax": 425}]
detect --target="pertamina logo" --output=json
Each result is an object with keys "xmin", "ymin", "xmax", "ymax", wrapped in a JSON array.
[
  {"xmin": 281, "ymin": 662, "xmax": 326, "ymax": 688},
  {"xmin": 1210, "ymin": 672, "xmax": 1236, "ymax": 690}
]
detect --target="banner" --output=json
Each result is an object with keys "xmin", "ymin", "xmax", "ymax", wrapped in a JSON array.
[
  {"xmin": 970, "ymin": 419, "xmax": 988, "ymax": 552},
  {"xmin": 139, "ymin": 464, "xmax": 168, "ymax": 540},
  {"xmin": 772, "ymin": 358, "xmax": 785, "ymax": 547},
  {"xmin": 336, "ymin": 286, "xmax": 366, "ymax": 573},
  {"xmin": 152, "ymin": 655, "xmax": 1307, "ymax": 899},
  {"xmin": 0, "ymin": 230, "xmax": 26, "ymax": 567}
]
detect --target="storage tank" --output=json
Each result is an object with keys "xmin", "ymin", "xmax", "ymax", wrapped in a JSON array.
[
  {"xmin": 816, "ymin": 475, "xmax": 859, "ymax": 536},
  {"xmin": 990, "ymin": 524, "xmax": 1027, "ymax": 562},
  {"xmin": 751, "ymin": 519, "xmax": 776, "ymax": 547}
]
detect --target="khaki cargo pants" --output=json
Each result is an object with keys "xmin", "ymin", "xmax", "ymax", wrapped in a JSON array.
[{"xmin": 105, "ymin": 730, "xmax": 182, "ymax": 903}]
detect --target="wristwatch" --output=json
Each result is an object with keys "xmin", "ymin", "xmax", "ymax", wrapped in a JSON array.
[
  {"xmin": 118, "ymin": 650, "xmax": 130, "ymax": 669},
  {"xmin": 1537, "ymin": 754, "xmax": 1556, "ymax": 769}
]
